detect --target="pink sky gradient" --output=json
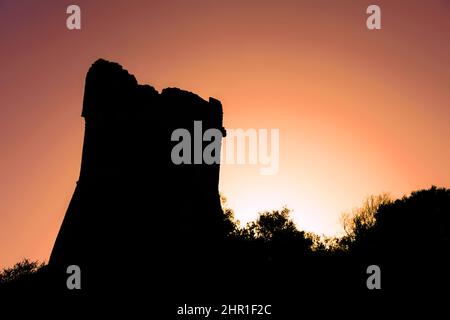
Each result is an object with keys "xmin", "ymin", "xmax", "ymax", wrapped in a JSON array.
[{"xmin": 0, "ymin": 0, "xmax": 449, "ymax": 268}]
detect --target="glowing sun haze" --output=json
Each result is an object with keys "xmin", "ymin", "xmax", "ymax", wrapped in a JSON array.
[{"xmin": 0, "ymin": 0, "xmax": 449, "ymax": 268}]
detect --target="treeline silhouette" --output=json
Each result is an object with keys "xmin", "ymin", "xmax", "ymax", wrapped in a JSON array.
[
  {"xmin": 221, "ymin": 186, "xmax": 449, "ymax": 260},
  {"xmin": 2, "ymin": 186, "xmax": 448, "ymax": 291},
  {"xmin": 1, "ymin": 186, "xmax": 448, "ymax": 316}
]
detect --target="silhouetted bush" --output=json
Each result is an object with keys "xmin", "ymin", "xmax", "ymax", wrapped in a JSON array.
[{"xmin": 0, "ymin": 259, "xmax": 45, "ymax": 285}]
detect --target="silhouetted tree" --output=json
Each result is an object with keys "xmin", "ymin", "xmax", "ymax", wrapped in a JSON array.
[
  {"xmin": 370, "ymin": 186, "xmax": 449, "ymax": 256},
  {"xmin": 339, "ymin": 193, "xmax": 391, "ymax": 254},
  {"xmin": 238, "ymin": 208, "xmax": 313, "ymax": 262},
  {"xmin": 339, "ymin": 186, "xmax": 450, "ymax": 265}
]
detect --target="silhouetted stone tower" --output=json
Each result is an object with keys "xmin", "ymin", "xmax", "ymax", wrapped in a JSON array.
[{"xmin": 49, "ymin": 59, "xmax": 226, "ymax": 291}]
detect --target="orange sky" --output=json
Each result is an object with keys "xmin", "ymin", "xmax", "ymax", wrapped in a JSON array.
[{"xmin": 1, "ymin": 0, "xmax": 449, "ymax": 268}]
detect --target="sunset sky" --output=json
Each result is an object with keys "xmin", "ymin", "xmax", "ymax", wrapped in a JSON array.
[{"xmin": 1, "ymin": 0, "xmax": 449, "ymax": 268}]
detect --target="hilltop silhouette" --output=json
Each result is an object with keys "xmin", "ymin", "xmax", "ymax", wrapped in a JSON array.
[{"xmin": 0, "ymin": 59, "xmax": 448, "ymax": 316}]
